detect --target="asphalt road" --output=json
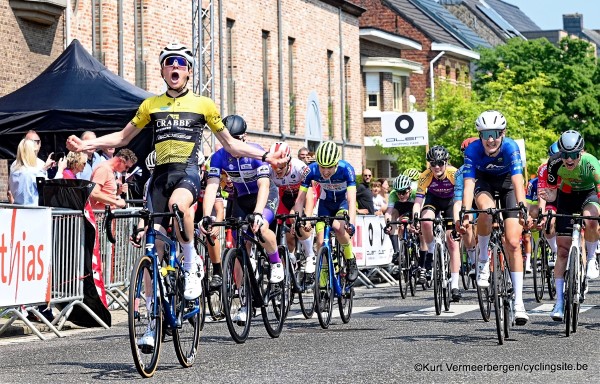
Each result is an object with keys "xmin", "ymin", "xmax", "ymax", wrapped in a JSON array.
[{"xmin": 1, "ymin": 276, "xmax": 599, "ymax": 383}]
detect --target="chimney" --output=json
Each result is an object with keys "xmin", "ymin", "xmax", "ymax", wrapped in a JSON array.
[{"xmin": 563, "ymin": 13, "xmax": 583, "ymax": 35}]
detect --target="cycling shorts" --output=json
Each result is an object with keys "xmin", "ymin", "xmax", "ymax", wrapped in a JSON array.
[
  {"xmin": 315, "ymin": 199, "xmax": 349, "ymax": 234},
  {"xmin": 150, "ymin": 163, "xmax": 201, "ymax": 228},
  {"xmin": 556, "ymin": 189, "xmax": 599, "ymax": 236},
  {"xmin": 474, "ymin": 172, "xmax": 518, "ymax": 219},
  {"xmin": 422, "ymin": 194, "xmax": 454, "ymax": 230}
]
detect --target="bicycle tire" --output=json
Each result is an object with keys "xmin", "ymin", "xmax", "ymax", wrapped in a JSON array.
[
  {"xmin": 298, "ymin": 265, "xmax": 316, "ymax": 319},
  {"xmin": 397, "ymin": 247, "xmax": 406, "ymax": 299},
  {"xmin": 565, "ymin": 247, "xmax": 577, "ymax": 337},
  {"xmin": 502, "ymin": 262, "xmax": 513, "ymax": 340},
  {"xmin": 172, "ymin": 261, "xmax": 201, "ymax": 368},
  {"xmin": 338, "ymin": 256, "xmax": 354, "ymax": 323},
  {"xmin": 547, "ymin": 250, "xmax": 556, "ymax": 300},
  {"xmin": 222, "ymin": 248, "xmax": 252, "ymax": 344},
  {"xmin": 278, "ymin": 246, "xmax": 293, "ymax": 321},
  {"xmin": 206, "ymin": 256, "xmax": 225, "ymax": 321},
  {"xmin": 128, "ymin": 255, "xmax": 162, "ymax": 378},
  {"xmin": 572, "ymin": 249, "xmax": 583, "ymax": 334},
  {"xmin": 532, "ymin": 238, "xmax": 543, "ymax": 302},
  {"xmin": 433, "ymin": 244, "xmax": 443, "ymax": 315},
  {"xmin": 443, "ymin": 246, "xmax": 451, "ymax": 311},
  {"xmin": 408, "ymin": 243, "xmax": 417, "ymax": 296},
  {"xmin": 492, "ymin": 246, "xmax": 504, "ymax": 345},
  {"xmin": 315, "ymin": 246, "xmax": 334, "ymax": 329},
  {"xmin": 460, "ymin": 241, "xmax": 471, "ymax": 290},
  {"xmin": 261, "ymin": 253, "xmax": 286, "ymax": 338}
]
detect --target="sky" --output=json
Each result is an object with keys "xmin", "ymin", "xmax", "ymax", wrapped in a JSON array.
[{"xmin": 505, "ymin": 1, "xmax": 600, "ymax": 30}]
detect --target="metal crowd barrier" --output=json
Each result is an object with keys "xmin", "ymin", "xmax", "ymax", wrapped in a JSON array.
[{"xmin": 94, "ymin": 209, "xmax": 144, "ymax": 312}]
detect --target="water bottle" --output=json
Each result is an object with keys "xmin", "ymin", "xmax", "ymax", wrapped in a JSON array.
[{"xmin": 159, "ymin": 267, "xmax": 170, "ymax": 303}]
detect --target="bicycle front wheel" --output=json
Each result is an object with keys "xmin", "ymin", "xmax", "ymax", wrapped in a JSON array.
[
  {"xmin": 433, "ymin": 244, "xmax": 443, "ymax": 315},
  {"xmin": 172, "ymin": 261, "xmax": 202, "ymax": 368},
  {"xmin": 492, "ymin": 247, "xmax": 504, "ymax": 345},
  {"xmin": 532, "ymin": 237, "xmax": 545, "ymax": 302},
  {"xmin": 222, "ymin": 248, "xmax": 252, "ymax": 343},
  {"xmin": 315, "ymin": 246, "xmax": 333, "ymax": 329},
  {"xmin": 565, "ymin": 247, "xmax": 577, "ymax": 337},
  {"xmin": 261, "ymin": 255, "xmax": 286, "ymax": 338},
  {"xmin": 206, "ymin": 256, "xmax": 225, "ymax": 321},
  {"xmin": 338, "ymin": 256, "xmax": 354, "ymax": 323},
  {"xmin": 128, "ymin": 255, "xmax": 162, "ymax": 378}
]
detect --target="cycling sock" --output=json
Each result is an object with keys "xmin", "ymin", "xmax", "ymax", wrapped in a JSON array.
[
  {"xmin": 451, "ymin": 272, "xmax": 459, "ymax": 289},
  {"xmin": 525, "ymin": 253, "xmax": 531, "ymax": 268},
  {"xmin": 418, "ymin": 250, "xmax": 427, "ymax": 268},
  {"xmin": 300, "ymin": 235, "xmax": 315, "ymax": 257},
  {"xmin": 547, "ymin": 236, "xmax": 558, "ymax": 254},
  {"xmin": 182, "ymin": 241, "xmax": 197, "ymax": 270},
  {"xmin": 467, "ymin": 248, "xmax": 476, "ymax": 265},
  {"xmin": 555, "ymin": 278, "xmax": 564, "ymax": 304},
  {"xmin": 585, "ymin": 240, "xmax": 598, "ymax": 261},
  {"xmin": 478, "ymin": 235, "xmax": 490, "ymax": 262},
  {"xmin": 511, "ymin": 271, "xmax": 524, "ymax": 306},
  {"xmin": 340, "ymin": 242, "xmax": 354, "ymax": 260},
  {"xmin": 268, "ymin": 250, "xmax": 281, "ymax": 264},
  {"xmin": 212, "ymin": 263, "xmax": 222, "ymax": 276},
  {"xmin": 426, "ymin": 240, "xmax": 435, "ymax": 255},
  {"xmin": 390, "ymin": 235, "xmax": 399, "ymax": 254}
]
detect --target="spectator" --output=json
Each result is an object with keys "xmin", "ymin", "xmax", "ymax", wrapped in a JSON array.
[
  {"xmin": 8, "ymin": 139, "xmax": 47, "ymax": 205},
  {"xmin": 305, "ymin": 151, "xmax": 316, "ymax": 164},
  {"xmin": 11, "ymin": 130, "xmax": 64, "ymax": 179},
  {"xmin": 99, "ymin": 147, "xmax": 115, "ymax": 161},
  {"xmin": 298, "ymin": 147, "xmax": 309, "ymax": 164},
  {"xmin": 356, "ymin": 168, "xmax": 375, "ymax": 214},
  {"xmin": 371, "ymin": 180, "xmax": 385, "ymax": 215},
  {"xmin": 76, "ymin": 131, "xmax": 103, "ymax": 180},
  {"xmin": 89, "ymin": 149, "xmax": 137, "ymax": 210},
  {"xmin": 62, "ymin": 151, "xmax": 88, "ymax": 179},
  {"xmin": 377, "ymin": 177, "xmax": 390, "ymax": 207}
]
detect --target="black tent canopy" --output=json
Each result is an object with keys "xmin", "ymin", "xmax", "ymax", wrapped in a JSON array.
[{"xmin": 0, "ymin": 39, "xmax": 154, "ymax": 161}]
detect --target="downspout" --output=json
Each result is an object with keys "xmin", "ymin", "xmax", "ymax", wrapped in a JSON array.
[
  {"xmin": 429, "ymin": 51, "xmax": 445, "ymax": 101},
  {"xmin": 218, "ymin": 0, "xmax": 224, "ymax": 117},
  {"xmin": 65, "ymin": 0, "xmax": 71, "ymax": 48},
  {"xmin": 91, "ymin": 0, "xmax": 95, "ymax": 57},
  {"xmin": 338, "ymin": 7, "xmax": 346, "ymax": 159},
  {"xmin": 118, "ymin": 0, "xmax": 123, "ymax": 77},
  {"xmin": 98, "ymin": 0, "xmax": 103, "ymax": 63},
  {"xmin": 277, "ymin": 0, "xmax": 285, "ymax": 140}
]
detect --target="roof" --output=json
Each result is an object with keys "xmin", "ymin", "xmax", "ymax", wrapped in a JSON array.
[
  {"xmin": 385, "ymin": 0, "xmax": 491, "ymax": 50},
  {"xmin": 484, "ymin": 0, "xmax": 540, "ymax": 32},
  {"xmin": 582, "ymin": 29, "xmax": 600, "ymax": 49}
]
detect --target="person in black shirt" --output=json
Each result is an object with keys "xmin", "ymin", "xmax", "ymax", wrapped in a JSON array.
[{"xmin": 357, "ymin": 168, "xmax": 375, "ymax": 214}]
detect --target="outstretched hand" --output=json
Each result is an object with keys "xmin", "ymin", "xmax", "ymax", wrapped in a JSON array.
[
  {"xmin": 66, "ymin": 135, "xmax": 84, "ymax": 152},
  {"xmin": 266, "ymin": 149, "xmax": 288, "ymax": 168}
]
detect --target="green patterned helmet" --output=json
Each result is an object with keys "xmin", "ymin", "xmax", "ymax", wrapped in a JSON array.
[{"xmin": 315, "ymin": 141, "xmax": 341, "ymax": 167}]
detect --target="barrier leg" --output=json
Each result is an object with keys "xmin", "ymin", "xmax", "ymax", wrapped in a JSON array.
[
  {"xmin": 25, "ymin": 306, "xmax": 63, "ymax": 338},
  {"xmin": 0, "ymin": 308, "xmax": 48, "ymax": 341}
]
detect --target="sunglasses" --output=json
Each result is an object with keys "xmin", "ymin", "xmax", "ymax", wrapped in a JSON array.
[
  {"xmin": 162, "ymin": 56, "xmax": 189, "ymax": 67},
  {"xmin": 560, "ymin": 151, "xmax": 581, "ymax": 160},
  {"xmin": 480, "ymin": 130, "xmax": 503, "ymax": 140},
  {"xmin": 364, "ymin": 175, "xmax": 372, "ymax": 178},
  {"xmin": 430, "ymin": 160, "xmax": 446, "ymax": 167},
  {"xmin": 30, "ymin": 139, "xmax": 41, "ymax": 144},
  {"xmin": 398, "ymin": 188, "xmax": 410, "ymax": 195}
]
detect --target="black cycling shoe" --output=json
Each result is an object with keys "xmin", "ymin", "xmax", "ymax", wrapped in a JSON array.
[
  {"xmin": 425, "ymin": 269, "xmax": 432, "ymax": 282},
  {"xmin": 209, "ymin": 274, "xmax": 223, "ymax": 291},
  {"xmin": 451, "ymin": 288, "xmax": 462, "ymax": 302},
  {"xmin": 346, "ymin": 258, "xmax": 359, "ymax": 282}
]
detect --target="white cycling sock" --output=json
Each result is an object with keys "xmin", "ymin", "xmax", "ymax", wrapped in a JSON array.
[
  {"xmin": 547, "ymin": 236, "xmax": 558, "ymax": 254},
  {"xmin": 525, "ymin": 253, "xmax": 531, "ymax": 268},
  {"xmin": 585, "ymin": 240, "xmax": 598, "ymax": 261},
  {"xmin": 478, "ymin": 235, "xmax": 490, "ymax": 262},
  {"xmin": 555, "ymin": 278, "xmax": 564, "ymax": 304},
  {"xmin": 511, "ymin": 271, "xmax": 524, "ymax": 306},
  {"xmin": 182, "ymin": 241, "xmax": 197, "ymax": 271},
  {"xmin": 451, "ymin": 272, "xmax": 460, "ymax": 289},
  {"xmin": 300, "ymin": 235, "xmax": 315, "ymax": 257},
  {"xmin": 467, "ymin": 248, "xmax": 477, "ymax": 265},
  {"xmin": 427, "ymin": 241, "xmax": 435, "ymax": 255}
]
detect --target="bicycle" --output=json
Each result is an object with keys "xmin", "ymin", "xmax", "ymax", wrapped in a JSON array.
[
  {"xmin": 545, "ymin": 211, "xmax": 598, "ymax": 336},
  {"xmin": 205, "ymin": 215, "xmax": 286, "ymax": 343},
  {"xmin": 104, "ymin": 204, "xmax": 202, "ymax": 378},
  {"xmin": 194, "ymin": 226, "xmax": 224, "ymax": 322},
  {"xmin": 461, "ymin": 204, "xmax": 526, "ymax": 345},
  {"xmin": 531, "ymin": 218, "xmax": 556, "ymax": 303},
  {"xmin": 301, "ymin": 213, "xmax": 355, "ymax": 329},
  {"xmin": 460, "ymin": 238, "xmax": 475, "ymax": 290},
  {"xmin": 276, "ymin": 213, "xmax": 316, "ymax": 319},
  {"xmin": 414, "ymin": 214, "xmax": 453, "ymax": 315},
  {"xmin": 386, "ymin": 218, "xmax": 421, "ymax": 299}
]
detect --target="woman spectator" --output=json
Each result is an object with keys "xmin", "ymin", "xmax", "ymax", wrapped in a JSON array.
[
  {"xmin": 377, "ymin": 178, "xmax": 390, "ymax": 208},
  {"xmin": 371, "ymin": 180, "xmax": 385, "ymax": 215},
  {"xmin": 62, "ymin": 151, "xmax": 88, "ymax": 179}
]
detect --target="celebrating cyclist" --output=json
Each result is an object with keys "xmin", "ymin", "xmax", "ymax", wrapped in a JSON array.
[
  {"xmin": 457, "ymin": 110, "xmax": 529, "ymax": 325},
  {"xmin": 291, "ymin": 141, "xmax": 359, "ymax": 282},
  {"xmin": 66, "ymin": 42, "xmax": 287, "ymax": 302},
  {"xmin": 412, "ymin": 145, "xmax": 461, "ymax": 301},
  {"xmin": 544, "ymin": 130, "xmax": 600, "ymax": 321}
]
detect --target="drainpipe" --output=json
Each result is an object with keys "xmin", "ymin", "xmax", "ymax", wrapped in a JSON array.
[
  {"xmin": 118, "ymin": 0, "xmax": 123, "ymax": 76},
  {"xmin": 65, "ymin": 0, "xmax": 71, "ymax": 48},
  {"xmin": 338, "ymin": 7, "xmax": 346, "ymax": 159},
  {"xmin": 277, "ymin": 0, "xmax": 285, "ymax": 140},
  {"xmin": 218, "ymin": 0, "xmax": 224, "ymax": 117},
  {"xmin": 429, "ymin": 51, "xmax": 445, "ymax": 101}
]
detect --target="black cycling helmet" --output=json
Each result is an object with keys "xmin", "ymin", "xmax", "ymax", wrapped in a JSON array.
[
  {"xmin": 223, "ymin": 115, "xmax": 247, "ymax": 137},
  {"xmin": 426, "ymin": 145, "xmax": 449, "ymax": 162},
  {"xmin": 557, "ymin": 130, "xmax": 584, "ymax": 153}
]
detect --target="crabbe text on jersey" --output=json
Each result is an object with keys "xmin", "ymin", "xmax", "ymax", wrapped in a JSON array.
[{"xmin": 156, "ymin": 118, "xmax": 195, "ymax": 128}]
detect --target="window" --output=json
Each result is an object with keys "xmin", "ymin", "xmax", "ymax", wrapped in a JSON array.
[
  {"xmin": 262, "ymin": 31, "xmax": 271, "ymax": 132},
  {"xmin": 393, "ymin": 76, "xmax": 408, "ymax": 112},
  {"xmin": 365, "ymin": 73, "xmax": 380, "ymax": 110},
  {"xmin": 288, "ymin": 38, "xmax": 296, "ymax": 135},
  {"xmin": 327, "ymin": 50, "xmax": 334, "ymax": 139},
  {"xmin": 226, "ymin": 19, "xmax": 236, "ymax": 115}
]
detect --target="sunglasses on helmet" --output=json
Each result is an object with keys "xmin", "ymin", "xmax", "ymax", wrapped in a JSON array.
[
  {"xmin": 480, "ymin": 129, "xmax": 503, "ymax": 140},
  {"xmin": 162, "ymin": 56, "xmax": 189, "ymax": 67},
  {"xmin": 560, "ymin": 151, "xmax": 581, "ymax": 160}
]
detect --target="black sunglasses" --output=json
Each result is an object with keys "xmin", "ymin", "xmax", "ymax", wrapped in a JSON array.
[
  {"xmin": 560, "ymin": 151, "xmax": 581, "ymax": 160},
  {"xmin": 480, "ymin": 130, "xmax": 503, "ymax": 140},
  {"xmin": 430, "ymin": 160, "xmax": 446, "ymax": 167},
  {"xmin": 399, "ymin": 188, "xmax": 410, "ymax": 195}
]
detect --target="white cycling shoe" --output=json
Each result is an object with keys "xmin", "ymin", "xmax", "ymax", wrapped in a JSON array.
[
  {"xmin": 476, "ymin": 260, "xmax": 490, "ymax": 288},
  {"xmin": 305, "ymin": 254, "xmax": 316, "ymax": 274},
  {"xmin": 586, "ymin": 259, "xmax": 599, "ymax": 280},
  {"xmin": 270, "ymin": 262, "xmax": 284, "ymax": 283},
  {"xmin": 184, "ymin": 268, "xmax": 203, "ymax": 300}
]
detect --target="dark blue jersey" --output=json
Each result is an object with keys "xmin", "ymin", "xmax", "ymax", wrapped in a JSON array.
[
  {"xmin": 463, "ymin": 137, "xmax": 523, "ymax": 179},
  {"xmin": 300, "ymin": 160, "xmax": 356, "ymax": 203}
]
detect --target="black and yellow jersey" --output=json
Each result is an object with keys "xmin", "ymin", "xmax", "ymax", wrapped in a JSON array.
[{"xmin": 130, "ymin": 90, "xmax": 225, "ymax": 166}]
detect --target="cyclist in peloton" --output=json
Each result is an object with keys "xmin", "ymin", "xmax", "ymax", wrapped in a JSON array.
[
  {"xmin": 543, "ymin": 130, "xmax": 600, "ymax": 321},
  {"xmin": 291, "ymin": 141, "xmax": 359, "ymax": 283},
  {"xmin": 384, "ymin": 174, "xmax": 416, "ymax": 265},
  {"xmin": 268, "ymin": 142, "xmax": 317, "ymax": 272},
  {"xmin": 457, "ymin": 110, "xmax": 529, "ymax": 325},
  {"xmin": 66, "ymin": 42, "xmax": 287, "ymax": 303},
  {"xmin": 536, "ymin": 142, "xmax": 560, "ymax": 259},
  {"xmin": 201, "ymin": 115, "xmax": 284, "ymax": 323},
  {"xmin": 411, "ymin": 145, "xmax": 461, "ymax": 301}
]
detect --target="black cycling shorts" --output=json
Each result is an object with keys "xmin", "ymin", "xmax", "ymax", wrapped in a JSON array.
[
  {"xmin": 422, "ymin": 195, "xmax": 454, "ymax": 229},
  {"xmin": 556, "ymin": 189, "xmax": 598, "ymax": 236},
  {"xmin": 474, "ymin": 171, "xmax": 518, "ymax": 219}
]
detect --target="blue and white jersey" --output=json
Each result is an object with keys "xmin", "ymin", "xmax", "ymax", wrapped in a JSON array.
[
  {"xmin": 300, "ymin": 160, "xmax": 356, "ymax": 202},
  {"xmin": 463, "ymin": 137, "xmax": 523, "ymax": 179},
  {"xmin": 207, "ymin": 143, "xmax": 270, "ymax": 196},
  {"xmin": 454, "ymin": 164, "xmax": 465, "ymax": 203}
]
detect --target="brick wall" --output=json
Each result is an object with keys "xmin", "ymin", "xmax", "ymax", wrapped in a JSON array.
[{"xmin": 0, "ymin": 159, "xmax": 7, "ymax": 202}]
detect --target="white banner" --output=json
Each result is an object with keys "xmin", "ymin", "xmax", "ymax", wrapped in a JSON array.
[
  {"xmin": 381, "ymin": 111, "xmax": 428, "ymax": 148},
  {"xmin": 352, "ymin": 215, "xmax": 393, "ymax": 267},
  {"xmin": 0, "ymin": 207, "xmax": 53, "ymax": 307}
]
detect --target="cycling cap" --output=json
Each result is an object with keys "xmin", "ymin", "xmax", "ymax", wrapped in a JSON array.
[
  {"xmin": 145, "ymin": 150, "xmax": 156, "ymax": 172},
  {"xmin": 461, "ymin": 137, "xmax": 478, "ymax": 152},
  {"xmin": 403, "ymin": 168, "xmax": 420, "ymax": 181},
  {"xmin": 547, "ymin": 141, "xmax": 559, "ymax": 156},
  {"xmin": 223, "ymin": 115, "xmax": 247, "ymax": 136},
  {"xmin": 393, "ymin": 175, "xmax": 412, "ymax": 191},
  {"xmin": 159, "ymin": 42, "xmax": 194, "ymax": 67},
  {"xmin": 426, "ymin": 145, "xmax": 449, "ymax": 162},
  {"xmin": 557, "ymin": 130, "xmax": 584, "ymax": 153},
  {"xmin": 475, "ymin": 110, "xmax": 507, "ymax": 131},
  {"xmin": 315, "ymin": 141, "xmax": 341, "ymax": 167},
  {"xmin": 270, "ymin": 142, "xmax": 291, "ymax": 160}
]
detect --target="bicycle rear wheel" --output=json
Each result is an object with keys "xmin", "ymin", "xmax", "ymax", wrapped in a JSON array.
[
  {"xmin": 172, "ymin": 262, "xmax": 201, "ymax": 368},
  {"xmin": 338, "ymin": 256, "xmax": 354, "ymax": 323},
  {"xmin": 261, "ymin": 254, "xmax": 286, "ymax": 338},
  {"xmin": 460, "ymin": 241, "xmax": 472, "ymax": 290},
  {"xmin": 315, "ymin": 246, "xmax": 333, "ymax": 329},
  {"xmin": 532, "ymin": 238, "xmax": 545, "ymax": 302},
  {"xmin": 206, "ymin": 256, "xmax": 225, "ymax": 321},
  {"xmin": 477, "ymin": 285, "xmax": 491, "ymax": 322},
  {"xmin": 433, "ymin": 244, "xmax": 443, "ymax": 315},
  {"xmin": 298, "ymin": 262, "xmax": 316, "ymax": 319},
  {"xmin": 502, "ymin": 262, "xmax": 513, "ymax": 340},
  {"xmin": 128, "ymin": 255, "xmax": 162, "ymax": 378},
  {"xmin": 222, "ymin": 248, "xmax": 252, "ymax": 343},
  {"xmin": 443, "ymin": 246, "xmax": 451, "ymax": 311},
  {"xmin": 492, "ymin": 247, "xmax": 504, "ymax": 345}
]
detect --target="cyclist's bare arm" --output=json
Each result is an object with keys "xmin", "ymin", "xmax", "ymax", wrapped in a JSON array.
[
  {"xmin": 67, "ymin": 123, "xmax": 140, "ymax": 152},
  {"xmin": 346, "ymin": 186, "xmax": 357, "ymax": 226},
  {"xmin": 213, "ymin": 128, "xmax": 286, "ymax": 167},
  {"xmin": 202, "ymin": 178, "xmax": 220, "ymax": 218},
  {"xmin": 511, "ymin": 173, "xmax": 526, "ymax": 205},
  {"xmin": 254, "ymin": 177, "xmax": 270, "ymax": 214}
]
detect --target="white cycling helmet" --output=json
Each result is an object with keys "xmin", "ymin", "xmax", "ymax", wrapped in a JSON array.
[
  {"xmin": 475, "ymin": 110, "xmax": 507, "ymax": 131},
  {"xmin": 145, "ymin": 150, "xmax": 156, "ymax": 172},
  {"xmin": 159, "ymin": 42, "xmax": 194, "ymax": 68},
  {"xmin": 269, "ymin": 142, "xmax": 291, "ymax": 160},
  {"xmin": 393, "ymin": 175, "xmax": 412, "ymax": 191}
]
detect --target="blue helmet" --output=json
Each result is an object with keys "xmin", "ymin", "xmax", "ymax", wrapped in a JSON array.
[{"xmin": 548, "ymin": 141, "xmax": 559, "ymax": 156}]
